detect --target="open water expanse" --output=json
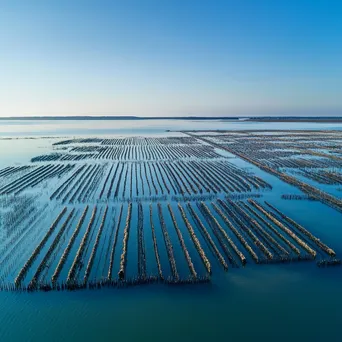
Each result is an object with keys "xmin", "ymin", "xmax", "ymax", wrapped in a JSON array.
[
  {"xmin": 0, "ymin": 119, "xmax": 341, "ymax": 342},
  {"xmin": 1, "ymin": 118, "xmax": 342, "ymax": 137}
]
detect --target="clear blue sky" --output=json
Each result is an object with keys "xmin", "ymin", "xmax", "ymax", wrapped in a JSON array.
[{"xmin": 0, "ymin": 0, "xmax": 341, "ymax": 117}]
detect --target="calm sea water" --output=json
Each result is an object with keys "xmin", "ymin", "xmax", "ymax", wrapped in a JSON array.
[
  {"xmin": 0, "ymin": 119, "xmax": 342, "ymax": 137},
  {"xmin": 0, "ymin": 119, "xmax": 341, "ymax": 342}
]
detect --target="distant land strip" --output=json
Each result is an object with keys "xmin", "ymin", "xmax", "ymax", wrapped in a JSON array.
[
  {"xmin": 247, "ymin": 117, "xmax": 342, "ymax": 123},
  {"xmin": 0, "ymin": 116, "xmax": 342, "ymax": 122},
  {"xmin": 0, "ymin": 116, "xmax": 241, "ymax": 121}
]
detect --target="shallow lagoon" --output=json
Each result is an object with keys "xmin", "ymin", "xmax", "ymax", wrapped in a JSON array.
[
  {"xmin": 0, "ymin": 120, "xmax": 341, "ymax": 342},
  {"xmin": 1, "ymin": 119, "xmax": 342, "ymax": 137}
]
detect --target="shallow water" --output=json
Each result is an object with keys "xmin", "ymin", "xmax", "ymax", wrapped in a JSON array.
[
  {"xmin": 1, "ymin": 119, "xmax": 342, "ymax": 137},
  {"xmin": 1, "ymin": 266, "xmax": 341, "ymax": 342},
  {"xmin": 0, "ymin": 120, "xmax": 341, "ymax": 342}
]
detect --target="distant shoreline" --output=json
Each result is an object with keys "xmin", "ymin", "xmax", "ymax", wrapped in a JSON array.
[
  {"xmin": 0, "ymin": 116, "xmax": 240, "ymax": 121},
  {"xmin": 247, "ymin": 117, "xmax": 342, "ymax": 123},
  {"xmin": 0, "ymin": 116, "xmax": 342, "ymax": 122}
]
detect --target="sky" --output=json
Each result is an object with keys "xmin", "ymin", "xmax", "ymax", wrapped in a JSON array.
[{"xmin": 0, "ymin": 0, "xmax": 341, "ymax": 117}]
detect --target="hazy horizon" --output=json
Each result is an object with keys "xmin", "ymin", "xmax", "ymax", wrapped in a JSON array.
[
  {"xmin": 1, "ymin": 113, "xmax": 342, "ymax": 119},
  {"xmin": 1, "ymin": 1, "xmax": 341, "ymax": 117}
]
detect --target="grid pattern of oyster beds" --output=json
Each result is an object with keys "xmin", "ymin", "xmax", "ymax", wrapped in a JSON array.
[
  {"xmin": 0, "ymin": 196, "xmax": 338, "ymax": 292},
  {"xmin": 47, "ymin": 160, "xmax": 271, "ymax": 203},
  {"xmin": 95, "ymin": 144, "xmax": 221, "ymax": 160},
  {"xmin": 187, "ymin": 130, "xmax": 342, "ymax": 212},
  {"xmin": 35, "ymin": 138, "xmax": 222, "ymax": 162},
  {"xmin": 0, "ymin": 137, "xmax": 272, "ymax": 206},
  {"xmin": 199, "ymin": 130, "xmax": 342, "ymax": 166},
  {"xmin": 101, "ymin": 137, "xmax": 198, "ymax": 145},
  {"xmin": 290, "ymin": 169, "xmax": 342, "ymax": 185},
  {"xmin": 0, "ymin": 164, "xmax": 75, "ymax": 195},
  {"xmin": 0, "ymin": 166, "xmax": 32, "ymax": 180},
  {"xmin": 0, "ymin": 134, "xmax": 340, "ymax": 293},
  {"xmin": 262, "ymin": 157, "xmax": 341, "ymax": 170},
  {"xmin": 53, "ymin": 137, "xmax": 199, "ymax": 146}
]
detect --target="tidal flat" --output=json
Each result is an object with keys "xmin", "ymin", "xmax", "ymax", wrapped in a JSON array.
[{"xmin": 0, "ymin": 120, "xmax": 341, "ymax": 341}]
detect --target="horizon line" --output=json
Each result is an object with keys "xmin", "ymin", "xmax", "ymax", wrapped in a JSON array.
[{"xmin": 0, "ymin": 115, "xmax": 342, "ymax": 121}]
